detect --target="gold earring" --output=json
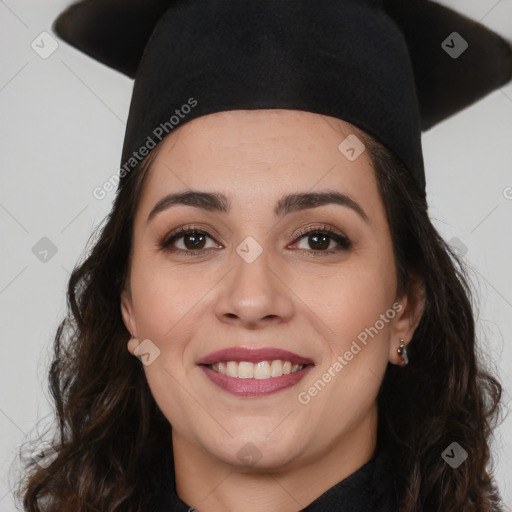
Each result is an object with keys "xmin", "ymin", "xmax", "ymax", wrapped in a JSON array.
[{"xmin": 397, "ymin": 338, "xmax": 409, "ymax": 366}]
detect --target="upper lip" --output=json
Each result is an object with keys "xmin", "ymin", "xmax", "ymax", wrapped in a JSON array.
[{"xmin": 197, "ymin": 347, "xmax": 314, "ymax": 365}]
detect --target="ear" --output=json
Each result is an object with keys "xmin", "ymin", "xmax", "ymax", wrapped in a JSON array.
[
  {"xmin": 389, "ymin": 274, "xmax": 426, "ymax": 365},
  {"xmin": 120, "ymin": 287, "xmax": 138, "ymax": 341}
]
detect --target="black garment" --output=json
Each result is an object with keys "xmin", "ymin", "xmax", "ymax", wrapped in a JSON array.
[{"xmin": 151, "ymin": 447, "xmax": 399, "ymax": 512}]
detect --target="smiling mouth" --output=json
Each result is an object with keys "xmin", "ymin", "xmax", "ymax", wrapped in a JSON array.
[
  {"xmin": 205, "ymin": 360, "xmax": 309, "ymax": 379},
  {"xmin": 197, "ymin": 347, "xmax": 314, "ymax": 396},
  {"xmin": 199, "ymin": 361, "xmax": 314, "ymax": 397}
]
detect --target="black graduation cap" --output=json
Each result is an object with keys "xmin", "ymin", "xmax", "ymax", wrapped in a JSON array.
[{"xmin": 53, "ymin": 0, "xmax": 512, "ymax": 195}]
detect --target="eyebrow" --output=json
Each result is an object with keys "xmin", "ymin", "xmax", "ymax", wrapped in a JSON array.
[{"xmin": 147, "ymin": 189, "xmax": 369, "ymax": 224}]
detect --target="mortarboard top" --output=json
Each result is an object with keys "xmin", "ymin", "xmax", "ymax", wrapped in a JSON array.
[{"xmin": 53, "ymin": 0, "xmax": 512, "ymax": 195}]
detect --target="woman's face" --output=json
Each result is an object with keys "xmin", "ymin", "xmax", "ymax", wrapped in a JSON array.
[{"xmin": 121, "ymin": 109, "xmax": 420, "ymax": 472}]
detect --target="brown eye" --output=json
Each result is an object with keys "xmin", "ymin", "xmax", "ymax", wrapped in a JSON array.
[
  {"xmin": 160, "ymin": 228, "xmax": 218, "ymax": 253},
  {"xmin": 294, "ymin": 227, "xmax": 351, "ymax": 253},
  {"xmin": 308, "ymin": 233, "xmax": 330, "ymax": 250},
  {"xmin": 181, "ymin": 232, "xmax": 207, "ymax": 250}
]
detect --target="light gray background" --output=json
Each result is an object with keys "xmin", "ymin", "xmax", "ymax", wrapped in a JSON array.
[{"xmin": 1, "ymin": 0, "xmax": 511, "ymax": 510}]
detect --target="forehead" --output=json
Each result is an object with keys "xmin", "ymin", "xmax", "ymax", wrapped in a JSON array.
[
  {"xmin": 154, "ymin": 109, "xmax": 368, "ymax": 168},
  {"xmin": 137, "ymin": 109, "xmax": 383, "ymax": 223}
]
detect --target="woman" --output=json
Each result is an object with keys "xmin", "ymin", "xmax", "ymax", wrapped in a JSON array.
[{"xmin": 17, "ymin": 0, "xmax": 512, "ymax": 511}]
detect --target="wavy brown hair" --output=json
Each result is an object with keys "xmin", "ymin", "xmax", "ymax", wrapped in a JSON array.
[{"xmin": 15, "ymin": 126, "xmax": 505, "ymax": 511}]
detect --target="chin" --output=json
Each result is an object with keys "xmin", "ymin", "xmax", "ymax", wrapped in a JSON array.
[{"xmin": 201, "ymin": 428, "xmax": 304, "ymax": 470}]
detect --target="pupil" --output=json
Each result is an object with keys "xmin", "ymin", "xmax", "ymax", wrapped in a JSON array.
[
  {"xmin": 311, "ymin": 234, "xmax": 328, "ymax": 250},
  {"xmin": 186, "ymin": 233, "xmax": 205, "ymax": 249}
]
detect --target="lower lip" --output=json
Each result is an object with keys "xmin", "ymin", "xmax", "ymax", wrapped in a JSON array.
[{"xmin": 200, "ymin": 365, "xmax": 313, "ymax": 397}]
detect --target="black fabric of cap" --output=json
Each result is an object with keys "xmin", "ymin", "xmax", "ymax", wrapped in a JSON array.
[{"xmin": 53, "ymin": 0, "xmax": 512, "ymax": 195}]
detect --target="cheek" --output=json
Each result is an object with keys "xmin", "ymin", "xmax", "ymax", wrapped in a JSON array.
[
  {"xmin": 129, "ymin": 254, "xmax": 207, "ymax": 341},
  {"xmin": 294, "ymin": 250, "xmax": 396, "ymax": 410},
  {"xmin": 295, "ymin": 251, "xmax": 397, "ymax": 349},
  {"xmin": 128, "ymin": 259, "xmax": 209, "ymax": 428}
]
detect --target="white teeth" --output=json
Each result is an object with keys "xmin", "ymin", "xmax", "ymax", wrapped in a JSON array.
[
  {"xmin": 209, "ymin": 360, "xmax": 305, "ymax": 378},
  {"xmin": 238, "ymin": 361, "xmax": 254, "ymax": 379},
  {"xmin": 212, "ymin": 362, "xmax": 226, "ymax": 375},
  {"xmin": 254, "ymin": 361, "xmax": 271, "ymax": 379},
  {"xmin": 270, "ymin": 360, "xmax": 283, "ymax": 377},
  {"xmin": 226, "ymin": 361, "xmax": 238, "ymax": 378}
]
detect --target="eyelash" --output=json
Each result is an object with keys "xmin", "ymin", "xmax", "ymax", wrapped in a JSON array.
[{"xmin": 159, "ymin": 224, "xmax": 351, "ymax": 256}]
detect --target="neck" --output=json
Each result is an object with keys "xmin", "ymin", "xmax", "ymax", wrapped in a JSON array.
[{"xmin": 173, "ymin": 406, "xmax": 378, "ymax": 512}]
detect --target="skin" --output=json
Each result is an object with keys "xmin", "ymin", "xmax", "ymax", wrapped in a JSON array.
[{"xmin": 121, "ymin": 109, "xmax": 425, "ymax": 512}]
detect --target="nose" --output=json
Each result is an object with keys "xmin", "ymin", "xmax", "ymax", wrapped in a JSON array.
[{"xmin": 214, "ymin": 244, "xmax": 295, "ymax": 330}]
